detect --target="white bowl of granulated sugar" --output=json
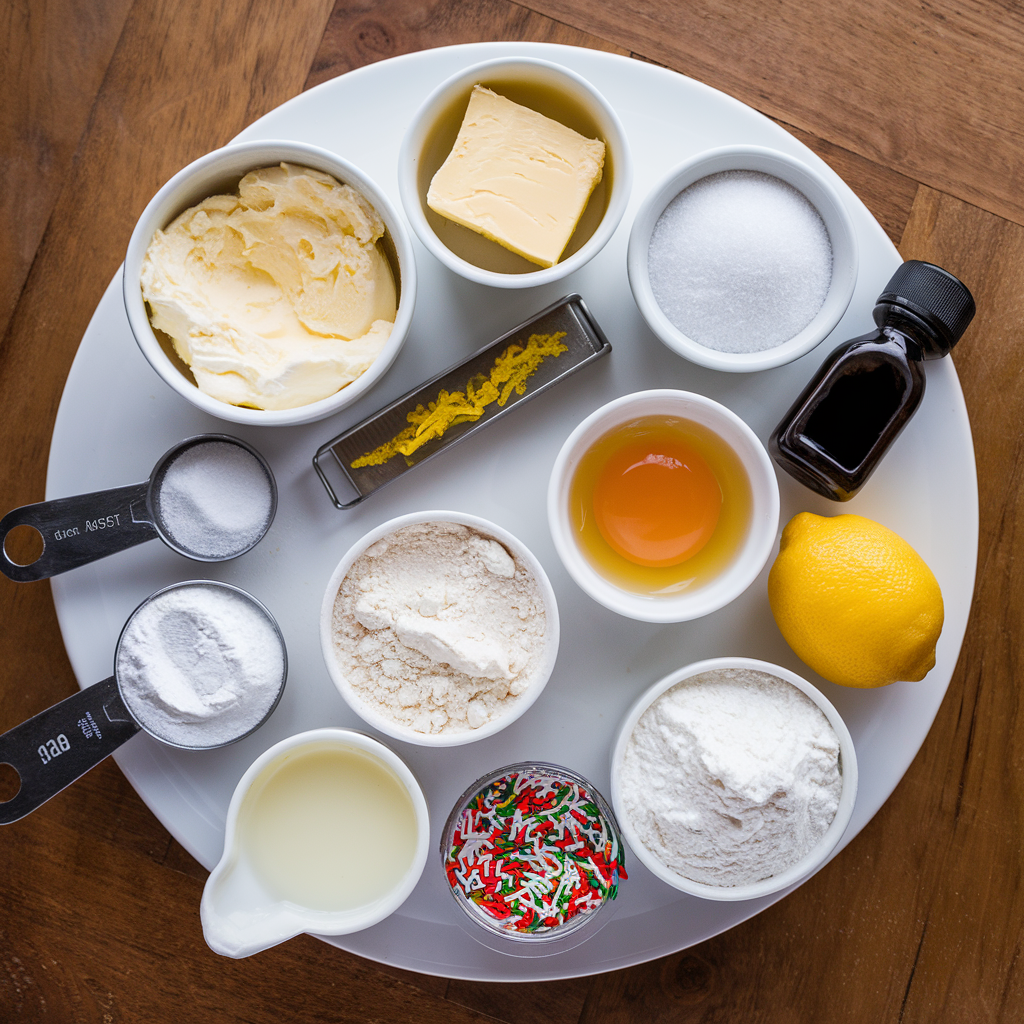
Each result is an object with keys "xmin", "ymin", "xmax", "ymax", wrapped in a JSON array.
[
  {"xmin": 319, "ymin": 511, "xmax": 560, "ymax": 747},
  {"xmin": 611, "ymin": 657, "xmax": 858, "ymax": 901}
]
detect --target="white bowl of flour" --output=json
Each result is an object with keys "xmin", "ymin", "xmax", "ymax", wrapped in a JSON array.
[
  {"xmin": 320, "ymin": 511, "xmax": 559, "ymax": 746},
  {"xmin": 611, "ymin": 657, "xmax": 858, "ymax": 901}
]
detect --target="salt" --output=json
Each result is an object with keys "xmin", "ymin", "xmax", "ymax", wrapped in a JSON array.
[
  {"xmin": 648, "ymin": 170, "xmax": 833, "ymax": 353},
  {"xmin": 115, "ymin": 583, "xmax": 285, "ymax": 748},
  {"xmin": 155, "ymin": 440, "xmax": 273, "ymax": 558}
]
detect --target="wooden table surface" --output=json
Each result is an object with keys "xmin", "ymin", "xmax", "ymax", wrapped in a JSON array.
[{"xmin": 3, "ymin": 1, "xmax": 1023, "ymax": 1020}]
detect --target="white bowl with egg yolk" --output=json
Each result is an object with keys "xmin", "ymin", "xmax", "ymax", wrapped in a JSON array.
[
  {"xmin": 319, "ymin": 510, "xmax": 560, "ymax": 747},
  {"xmin": 398, "ymin": 57, "xmax": 632, "ymax": 289},
  {"xmin": 547, "ymin": 389, "xmax": 780, "ymax": 622},
  {"xmin": 124, "ymin": 139, "xmax": 417, "ymax": 426}
]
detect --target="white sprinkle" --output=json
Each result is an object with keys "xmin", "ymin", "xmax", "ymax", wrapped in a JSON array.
[
  {"xmin": 648, "ymin": 170, "xmax": 833, "ymax": 353},
  {"xmin": 156, "ymin": 440, "xmax": 273, "ymax": 559}
]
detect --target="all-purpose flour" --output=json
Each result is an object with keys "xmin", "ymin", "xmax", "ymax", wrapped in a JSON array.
[
  {"xmin": 620, "ymin": 668, "xmax": 842, "ymax": 886},
  {"xmin": 331, "ymin": 522, "xmax": 547, "ymax": 735}
]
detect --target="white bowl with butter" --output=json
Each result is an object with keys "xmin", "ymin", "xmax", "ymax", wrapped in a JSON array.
[
  {"xmin": 201, "ymin": 728, "xmax": 429, "ymax": 958},
  {"xmin": 398, "ymin": 58, "xmax": 631, "ymax": 289},
  {"xmin": 124, "ymin": 140, "xmax": 416, "ymax": 426}
]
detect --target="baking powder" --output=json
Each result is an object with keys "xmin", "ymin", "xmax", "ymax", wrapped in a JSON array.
[
  {"xmin": 619, "ymin": 667, "xmax": 842, "ymax": 886},
  {"xmin": 330, "ymin": 522, "xmax": 547, "ymax": 735}
]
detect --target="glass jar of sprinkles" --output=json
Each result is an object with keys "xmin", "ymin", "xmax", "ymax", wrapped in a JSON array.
[{"xmin": 440, "ymin": 762, "xmax": 627, "ymax": 950}]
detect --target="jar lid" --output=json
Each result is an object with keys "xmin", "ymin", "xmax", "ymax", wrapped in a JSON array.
[{"xmin": 874, "ymin": 260, "xmax": 976, "ymax": 357}]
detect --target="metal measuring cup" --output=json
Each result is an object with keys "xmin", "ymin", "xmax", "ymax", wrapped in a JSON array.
[
  {"xmin": 0, "ymin": 434, "xmax": 277, "ymax": 582},
  {"xmin": 0, "ymin": 580, "xmax": 287, "ymax": 825}
]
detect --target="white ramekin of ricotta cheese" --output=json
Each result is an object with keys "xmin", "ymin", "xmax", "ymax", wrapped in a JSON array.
[
  {"xmin": 124, "ymin": 139, "xmax": 416, "ymax": 426},
  {"xmin": 319, "ymin": 510, "xmax": 560, "ymax": 748},
  {"xmin": 611, "ymin": 656, "xmax": 858, "ymax": 901}
]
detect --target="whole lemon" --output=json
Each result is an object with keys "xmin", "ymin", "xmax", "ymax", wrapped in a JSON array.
[{"xmin": 767, "ymin": 513, "xmax": 943, "ymax": 688}]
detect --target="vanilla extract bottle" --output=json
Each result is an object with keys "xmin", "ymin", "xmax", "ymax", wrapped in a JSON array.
[{"xmin": 770, "ymin": 261, "xmax": 975, "ymax": 501}]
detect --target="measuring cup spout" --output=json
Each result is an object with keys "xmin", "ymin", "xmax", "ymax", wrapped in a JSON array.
[
  {"xmin": 0, "ymin": 678, "xmax": 141, "ymax": 824},
  {"xmin": 0, "ymin": 482, "xmax": 156, "ymax": 582},
  {"xmin": 201, "ymin": 868, "xmax": 313, "ymax": 958}
]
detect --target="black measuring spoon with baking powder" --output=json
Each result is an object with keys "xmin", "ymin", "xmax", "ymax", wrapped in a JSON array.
[
  {"xmin": 0, "ymin": 580, "xmax": 288, "ymax": 824},
  {"xmin": 0, "ymin": 434, "xmax": 277, "ymax": 581}
]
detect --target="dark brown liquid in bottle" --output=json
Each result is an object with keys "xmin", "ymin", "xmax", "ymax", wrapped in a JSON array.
[
  {"xmin": 770, "ymin": 331, "xmax": 925, "ymax": 501},
  {"xmin": 770, "ymin": 261, "xmax": 975, "ymax": 502},
  {"xmin": 803, "ymin": 362, "xmax": 906, "ymax": 470}
]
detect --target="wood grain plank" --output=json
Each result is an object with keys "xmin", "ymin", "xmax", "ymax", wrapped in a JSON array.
[
  {"xmin": 307, "ymin": 0, "xmax": 627, "ymax": 90},
  {"xmin": 892, "ymin": 187, "xmax": 1024, "ymax": 1022},
  {"xmin": 0, "ymin": 0, "xmax": 134, "ymax": 345},
  {"xmin": 528, "ymin": 0, "xmax": 1024, "ymax": 228},
  {"xmin": 446, "ymin": 977, "xmax": 592, "ymax": 1024},
  {"xmin": 0, "ymin": 812, "xmax": 497, "ymax": 1022}
]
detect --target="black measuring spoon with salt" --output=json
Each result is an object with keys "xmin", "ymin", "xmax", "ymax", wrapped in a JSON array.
[
  {"xmin": 0, "ymin": 580, "xmax": 288, "ymax": 824},
  {"xmin": 0, "ymin": 434, "xmax": 277, "ymax": 581}
]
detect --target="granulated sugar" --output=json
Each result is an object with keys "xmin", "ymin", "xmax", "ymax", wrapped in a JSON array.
[
  {"xmin": 116, "ymin": 583, "xmax": 285, "ymax": 748},
  {"xmin": 330, "ymin": 522, "xmax": 548, "ymax": 735},
  {"xmin": 155, "ymin": 440, "xmax": 273, "ymax": 559},
  {"xmin": 648, "ymin": 170, "xmax": 833, "ymax": 353},
  {"xmin": 619, "ymin": 667, "xmax": 842, "ymax": 887}
]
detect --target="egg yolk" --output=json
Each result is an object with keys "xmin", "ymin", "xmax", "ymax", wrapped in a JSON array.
[{"xmin": 592, "ymin": 439, "xmax": 722, "ymax": 567}]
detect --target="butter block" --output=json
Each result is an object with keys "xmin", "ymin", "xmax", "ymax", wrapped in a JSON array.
[{"xmin": 427, "ymin": 86, "xmax": 606, "ymax": 268}]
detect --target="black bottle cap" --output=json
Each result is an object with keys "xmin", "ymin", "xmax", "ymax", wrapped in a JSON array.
[{"xmin": 873, "ymin": 260, "xmax": 976, "ymax": 357}]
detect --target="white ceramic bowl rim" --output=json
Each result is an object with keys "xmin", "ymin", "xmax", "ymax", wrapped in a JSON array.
[
  {"xmin": 123, "ymin": 138, "xmax": 417, "ymax": 426},
  {"xmin": 319, "ymin": 510, "xmax": 561, "ymax": 747},
  {"xmin": 397, "ymin": 56, "xmax": 633, "ymax": 289},
  {"xmin": 610, "ymin": 657, "xmax": 859, "ymax": 901},
  {"xmin": 200, "ymin": 727, "xmax": 430, "ymax": 956},
  {"xmin": 626, "ymin": 144, "xmax": 859, "ymax": 372},
  {"xmin": 546, "ymin": 390, "xmax": 781, "ymax": 623}
]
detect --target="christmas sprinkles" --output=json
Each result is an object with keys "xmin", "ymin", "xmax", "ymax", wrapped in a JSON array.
[{"xmin": 443, "ymin": 766, "xmax": 626, "ymax": 935}]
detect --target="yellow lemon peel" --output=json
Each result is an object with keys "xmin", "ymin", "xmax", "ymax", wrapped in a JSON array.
[{"xmin": 351, "ymin": 332, "xmax": 568, "ymax": 468}]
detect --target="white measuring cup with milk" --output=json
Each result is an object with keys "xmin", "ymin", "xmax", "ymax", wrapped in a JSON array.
[{"xmin": 201, "ymin": 728, "xmax": 430, "ymax": 957}]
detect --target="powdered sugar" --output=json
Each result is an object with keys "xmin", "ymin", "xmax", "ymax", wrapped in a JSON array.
[
  {"xmin": 115, "ymin": 583, "xmax": 285, "ymax": 748},
  {"xmin": 648, "ymin": 170, "xmax": 833, "ymax": 353},
  {"xmin": 619, "ymin": 667, "xmax": 842, "ymax": 887},
  {"xmin": 330, "ymin": 522, "xmax": 548, "ymax": 735}
]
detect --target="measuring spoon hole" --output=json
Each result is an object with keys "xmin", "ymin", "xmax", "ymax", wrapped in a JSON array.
[
  {"xmin": 0, "ymin": 762, "xmax": 21, "ymax": 803},
  {"xmin": 3, "ymin": 525, "xmax": 44, "ymax": 566}
]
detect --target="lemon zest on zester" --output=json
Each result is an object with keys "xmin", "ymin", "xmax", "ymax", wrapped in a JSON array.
[{"xmin": 351, "ymin": 332, "xmax": 568, "ymax": 468}]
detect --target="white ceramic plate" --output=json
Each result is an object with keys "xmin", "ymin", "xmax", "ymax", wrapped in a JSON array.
[{"xmin": 47, "ymin": 42, "xmax": 977, "ymax": 981}]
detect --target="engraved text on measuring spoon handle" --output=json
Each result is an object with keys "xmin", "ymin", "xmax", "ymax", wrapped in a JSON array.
[
  {"xmin": 0, "ymin": 481, "xmax": 156, "ymax": 581},
  {"xmin": 0, "ymin": 677, "xmax": 141, "ymax": 824}
]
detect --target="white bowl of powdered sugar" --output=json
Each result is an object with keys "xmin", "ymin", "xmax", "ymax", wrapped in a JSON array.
[
  {"xmin": 320, "ymin": 511, "xmax": 559, "ymax": 747},
  {"xmin": 611, "ymin": 657, "xmax": 858, "ymax": 901}
]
